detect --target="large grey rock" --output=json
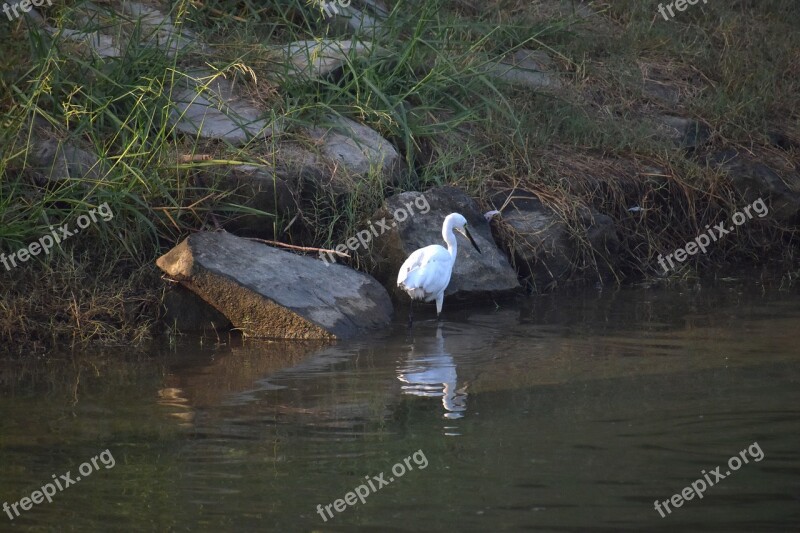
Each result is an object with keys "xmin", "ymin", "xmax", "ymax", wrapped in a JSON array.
[
  {"xmin": 271, "ymin": 141, "xmax": 328, "ymax": 186},
  {"xmin": 639, "ymin": 62, "xmax": 692, "ymax": 105},
  {"xmin": 120, "ymin": 1, "xmax": 201, "ymax": 56},
  {"xmin": 306, "ymin": 114, "xmax": 402, "ymax": 188},
  {"xmin": 481, "ymin": 49, "xmax": 562, "ymax": 91},
  {"xmin": 767, "ymin": 129, "xmax": 800, "ymax": 151},
  {"xmin": 321, "ymin": 0, "xmax": 390, "ymax": 36},
  {"xmin": 488, "ymin": 189, "xmax": 619, "ymax": 291},
  {"xmin": 161, "ymin": 285, "xmax": 232, "ymax": 332},
  {"xmin": 43, "ymin": 0, "xmax": 205, "ymax": 59},
  {"xmin": 193, "ymin": 163, "xmax": 299, "ymax": 238},
  {"xmin": 25, "ymin": 137, "xmax": 106, "ymax": 182},
  {"xmin": 46, "ymin": 27, "xmax": 121, "ymax": 58},
  {"xmin": 169, "ymin": 69, "xmax": 282, "ymax": 145},
  {"xmin": 370, "ymin": 186, "xmax": 520, "ymax": 300},
  {"xmin": 711, "ymin": 150, "xmax": 800, "ymax": 224},
  {"xmin": 3, "ymin": 0, "xmax": 45, "ymax": 24},
  {"xmin": 652, "ymin": 115, "xmax": 710, "ymax": 149},
  {"xmin": 273, "ymin": 39, "xmax": 383, "ymax": 80},
  {"xmin": 643, "ymin": 80, "xmax": 681, "ymax": 105},
  {"xmin": 156, "ymin": 231, "xmax": 393, "ymax": 339}
]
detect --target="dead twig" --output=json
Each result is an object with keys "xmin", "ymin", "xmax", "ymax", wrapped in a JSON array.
[
  {"xmin": 177, "ymin": 154, "xmax": 212, "ymax": 163},
  {"xmin": 244, "ymin": 237, "xmax": 349, "ymax": 258}
]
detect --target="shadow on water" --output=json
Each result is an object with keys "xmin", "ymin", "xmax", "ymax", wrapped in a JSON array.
[{"xmin": 1, "ymin": 277, "xmax": 799, "ymax": 531}]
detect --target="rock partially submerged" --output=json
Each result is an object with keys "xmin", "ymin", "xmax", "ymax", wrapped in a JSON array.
[
  {"xmin": 487, "ymin": 189, "xmax": 619, "ymax": 291},
  {"xmin": 370, "ymin": 186, "xmax": 520, "ymax": 300},
  {"xmin": 156, "ymin": 232, "xmax": 393, "ymax": 339},
  {"xmin": 161, "ymin": 285, "xmax": 232, "ymax": 332}
]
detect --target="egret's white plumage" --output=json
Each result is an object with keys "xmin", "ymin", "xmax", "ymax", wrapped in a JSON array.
[{"xmin": 397, "ymin": 213, "xmax": 481, "ymax": 320}]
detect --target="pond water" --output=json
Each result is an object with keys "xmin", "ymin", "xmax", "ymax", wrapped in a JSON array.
[{"xmin": 1, "ymin": 278, "xmax": 799, "ymax": 531}]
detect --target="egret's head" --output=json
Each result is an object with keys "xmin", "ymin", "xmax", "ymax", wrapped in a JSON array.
[{"xmin": 446, "ymin": 213, "xmax": 482, "ymax": 254}]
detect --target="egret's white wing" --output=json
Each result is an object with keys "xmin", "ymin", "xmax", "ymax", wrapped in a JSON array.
[
  {"xmin": 397, "ymin": 246, "xmax": 429, "ymax": 285},
  {"xmin": 397, "ymin": 245, "xmax": 453, "ymax": 301}
]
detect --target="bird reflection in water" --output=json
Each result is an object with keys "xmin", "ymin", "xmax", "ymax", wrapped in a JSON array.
[{"xmin": 397, "ymin": 324, "xmax": 467, "ymax": 419}]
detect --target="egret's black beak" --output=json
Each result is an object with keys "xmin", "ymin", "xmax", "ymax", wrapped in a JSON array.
[{"xmin": 463, "ymin": 226, "xmax": 481, "ymax": 254}]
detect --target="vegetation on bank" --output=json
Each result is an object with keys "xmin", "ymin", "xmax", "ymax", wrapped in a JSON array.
[{"xmin": 0, "ymin": 0, "xmax": 798, "ymax": 354}]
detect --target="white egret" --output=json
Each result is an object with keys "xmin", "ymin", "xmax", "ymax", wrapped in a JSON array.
[{"xmin": 397, "ymin": 213, "xmax": 481, "ymax": 325}]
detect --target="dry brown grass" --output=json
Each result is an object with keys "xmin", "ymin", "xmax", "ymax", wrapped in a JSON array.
[{"xmin": 0, "ymin": 259, "xmax": 161, "ymax": 356}]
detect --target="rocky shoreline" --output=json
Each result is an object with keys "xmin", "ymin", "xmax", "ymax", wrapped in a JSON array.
[{"xmin": 1, "ymin": 1, "xmax": 798, "ymax": 346}]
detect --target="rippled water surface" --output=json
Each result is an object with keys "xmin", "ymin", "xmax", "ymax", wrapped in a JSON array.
[{"xmin": 1, "ymin": 280, "xmax": 799, "ymax": 531}]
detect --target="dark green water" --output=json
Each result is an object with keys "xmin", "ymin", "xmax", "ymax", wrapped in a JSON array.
[{"xmin": 1, "ymin": 280, "xmax": 799, "ymax": 532}]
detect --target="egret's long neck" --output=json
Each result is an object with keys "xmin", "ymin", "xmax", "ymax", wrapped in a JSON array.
[{"xmin": 443, "ymin": 225, "xmax": 458, "ymax": 258}]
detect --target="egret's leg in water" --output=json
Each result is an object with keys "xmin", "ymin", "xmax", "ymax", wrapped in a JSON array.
[{"xmin": 407, "ymin": 299, "xmax": 414, "ymax": 329}]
